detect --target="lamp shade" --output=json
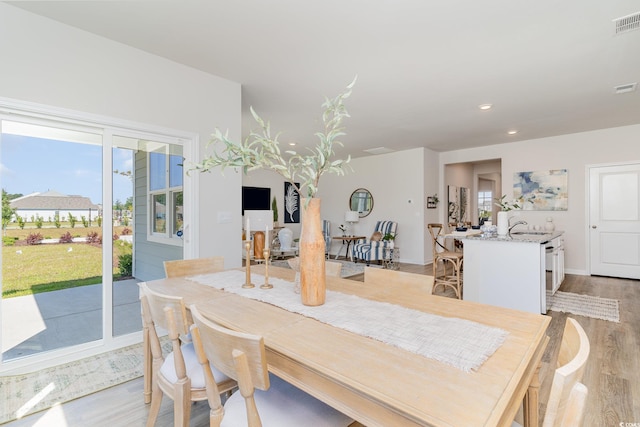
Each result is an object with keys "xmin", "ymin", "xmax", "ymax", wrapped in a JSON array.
[
  {"xmin": 245, "ymin": 210, "xmax": 274, "ymax": 231},
  {"xmin": 345, "ymin": 211, "xmax": 359, "ymax": 223}
]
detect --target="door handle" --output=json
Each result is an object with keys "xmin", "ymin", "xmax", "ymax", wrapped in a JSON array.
[{"xmin": 592, "ymin": 225, "xmax": 597, "ymax": 229}]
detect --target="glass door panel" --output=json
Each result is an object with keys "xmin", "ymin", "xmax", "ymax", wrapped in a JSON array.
[
  {"xmin": 112, "ymin": 142, "xmax": 138, "ymax": 337},
  {"xmin": 111, "ymin": 135, "xmax": 184, "ymax": 337},
  {"xmin": 1, "ymin": 120, "xmax": 104, "ymax": 361}
]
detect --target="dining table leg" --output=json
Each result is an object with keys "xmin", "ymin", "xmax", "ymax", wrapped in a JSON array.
[{"xmin": 522, "ymin": 337, "xmax": 547, "ymax": 427}]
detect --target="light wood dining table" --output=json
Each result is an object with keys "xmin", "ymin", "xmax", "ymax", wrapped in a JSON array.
[{"xmin": 143, "ymin": 265, "xmax": 550, "ymax": 427}]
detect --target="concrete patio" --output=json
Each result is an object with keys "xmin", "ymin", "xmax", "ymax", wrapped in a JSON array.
[{"xmin": 1, "ymin": 279, "xmax": 141, "ymax": 361}]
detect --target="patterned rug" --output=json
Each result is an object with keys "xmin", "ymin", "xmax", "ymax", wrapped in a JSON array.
[
  {"xmin": 271, "ymin": 258, "xmax": 380, "ymax": 278},
  {"xmin": 547, "ymin": 290, "xmax": 620, "ymax": 322},
  {"xmin": 0, "ymin": 342, "xmax": 150, "ymax": 424}
]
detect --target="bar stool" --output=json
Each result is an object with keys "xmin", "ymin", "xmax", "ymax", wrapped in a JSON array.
[{"xmin": 427, "ymin": 223, "xmax": 463, "ymax": 299}]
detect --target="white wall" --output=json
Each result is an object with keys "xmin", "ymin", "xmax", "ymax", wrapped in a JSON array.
[
  {"xmin": 0, "ymin": 4, "xmax": 243, "ymax": 266},
  {"xmin": 319, "ymin": 147, "xmax": 436, "ymax": 264},
  {"xmin": 441, "ymin": 124, "xmax": 640, "ymax": 275}
]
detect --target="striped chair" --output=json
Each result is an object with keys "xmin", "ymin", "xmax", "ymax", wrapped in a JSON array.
[{"xmin": 352, "ymin": 221, "xmax": 398, "ymax": 266}]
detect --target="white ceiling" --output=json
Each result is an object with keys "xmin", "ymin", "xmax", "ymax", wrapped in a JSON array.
[{"xmin": 7, "ymin": 1, "xmax": 640, "ymax": 158}]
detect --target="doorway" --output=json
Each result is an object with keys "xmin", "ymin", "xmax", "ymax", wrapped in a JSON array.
[
  {"xmin": 444, "ymin": 159, "xmax": 501, "ymax": 227},
  {"xmin": 589, "ymin": 162, "xmax": 640, "ymax": 279}
]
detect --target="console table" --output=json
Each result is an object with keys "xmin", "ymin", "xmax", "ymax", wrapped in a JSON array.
[{"xmin": 332, "ymin": 235, "xmax": 365, "ymax": 260}]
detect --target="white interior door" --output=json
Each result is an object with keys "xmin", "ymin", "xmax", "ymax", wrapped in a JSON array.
[{"xmin": 589, "ymin": 163, "xmax": 640, "ymax": 279}]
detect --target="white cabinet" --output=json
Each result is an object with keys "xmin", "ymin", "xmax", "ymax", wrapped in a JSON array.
[
  {"xmin": 461, "ymin": 232, "xmax": 564, "ymax": 314},
  {"xmin": 463, "ymin": 239, "xmax": 546, "ymax": 314},
  {"xmin": 546, "ymin": 236, "xmax": 565, "ymax": 294}
]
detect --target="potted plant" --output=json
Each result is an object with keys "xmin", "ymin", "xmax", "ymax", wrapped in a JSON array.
[
  {"xmin": 382, "ymin": 232, "xmax": 396, "ymax": 248},
  {"xmin": 479, "ymin": 210, "xmax": 491, "ymax": 225},
  {"xmin": 190, "ymin": 78, "xmax": 356, "ymax": 306}
]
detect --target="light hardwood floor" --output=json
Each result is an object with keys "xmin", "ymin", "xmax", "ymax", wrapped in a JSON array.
[{"xmin": 6, "ymin": 262, "xmax": 639, "ymax": 427}]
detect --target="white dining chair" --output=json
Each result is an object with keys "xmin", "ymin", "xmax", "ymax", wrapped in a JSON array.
[
  {"xmin": 189, "ymin": 304, "xmax": 355, "ymax": 427},
  {"xmin": 139, "ymin": 283, "xmax": 236, "ymax": 426},
  {"xmin": 163, "ymin": 256, "xmax": 225, "ymax": 278},
  {"xmin": 512, "ymin": 317, "xmax": 590, "ymax": 427}
]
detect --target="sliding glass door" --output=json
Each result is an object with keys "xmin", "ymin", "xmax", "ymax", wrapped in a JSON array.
[{"xmin": 0, "ymin": 105, "xmax": 191, "ymax": 371}]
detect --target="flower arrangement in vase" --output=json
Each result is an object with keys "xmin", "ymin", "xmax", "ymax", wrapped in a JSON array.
[
  {"xmin": 494, "ymin": 195, "xmax": 522, "ymax": 236},
  {"xmin": 190, "ymin": 79, "xmax": 356, "ymax": 306},
  {"xmin": 494, "ymin": 195, "xmax": 522, "ymax": 211}
]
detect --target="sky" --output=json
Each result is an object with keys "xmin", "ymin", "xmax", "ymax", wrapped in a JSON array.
[{"xmin": 1, "ymin": 134, "xmax": 133, "ymax": 205}]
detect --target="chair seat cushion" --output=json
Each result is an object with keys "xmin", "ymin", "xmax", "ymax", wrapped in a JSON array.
[
  {"xmin": 160, "ymin": 342, "xmax": 230, "ymax": 389},
  {"xmin": 437, "ymin": 250, "xmax": 463, "ymax": 260},
  {"xmin": 221, "ymin": 374, "xmax": 353, "ymax": 427}
]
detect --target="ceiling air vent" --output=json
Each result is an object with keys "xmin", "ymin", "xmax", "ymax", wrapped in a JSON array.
[
  {"xmin": 363, "ymin": 147, "xmax": 395, "ymax": 155},
  {"xmin": 614, "ymin": 83, "xmax": 637, "ymax": 94},
  {"xmin": 613, "ymin": 12, "xmax": 640, "ymax": 34}
]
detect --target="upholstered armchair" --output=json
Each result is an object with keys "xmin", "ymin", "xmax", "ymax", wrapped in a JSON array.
[{"xmin": 352, "ymin": 221, "xmax": 398, "ymax": 266}]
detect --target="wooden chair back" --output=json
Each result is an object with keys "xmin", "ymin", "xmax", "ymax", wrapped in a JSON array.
[
  {"xmin": 556, "ymin": 382, "xmax": 588, "ymax": 427},
  {"xmin": 542, "ymin": 317, "xmax": 590, "ymax": 427},
  {"xmin": 140, "ymin": 282, "xmax": 192, "ymax": 425},
  {"xmin": 163, "ymin": 256, "xmax": 225, "ymax": 278},
  {"xmin": 364, "ymin": 267, "xmax": 434, "ymax": 294},
  {"xmin": 140, "ymin": 282, "xmax": 190, "ymax": 336},
  {"xmin": 139, "ymin": 286, "xmax": 167, "ymax": 373},
  {"xmin": 427, "ymin": 223, "xmax": 447, "ymax": 255},
  {"xmin": 325, "ymin": 260, "xmax": 343, "ymax": 277},
  {"xmin": 190, "ymin": 304, "xmax": 269, "ymax": 427}
]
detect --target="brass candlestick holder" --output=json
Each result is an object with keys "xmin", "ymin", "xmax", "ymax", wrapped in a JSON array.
[
  {"xmin": 243, "ymin": 240, "xmax": 255, "ymax": 288},
  {"xmin": 261, "ymin": 248, "xmax": 273, "ymax": 289}
]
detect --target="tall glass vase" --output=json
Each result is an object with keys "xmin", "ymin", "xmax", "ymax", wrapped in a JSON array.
[{"xmin": 299, "ymin": 198, "xmax": 326, "ymax": 306}]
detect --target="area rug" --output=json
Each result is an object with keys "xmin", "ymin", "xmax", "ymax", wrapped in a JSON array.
[
  {"xmin": 547, "ymin": 290, "xmax": 620, "ymax": 323},
  {"xmin": 271, "ymin": 258, "xmax": 380, "ymax": 278},
  {"xmin": 0, "ymin": 342, "xmax": 152, "ymax": 424}
]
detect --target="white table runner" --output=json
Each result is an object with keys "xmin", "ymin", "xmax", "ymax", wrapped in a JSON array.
[{"xmin": 187, "ymin": 270, "xmax": 508, "ymax": 372}]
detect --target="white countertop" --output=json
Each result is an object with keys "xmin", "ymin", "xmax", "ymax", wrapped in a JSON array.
[{"xmin": 456, "ymin": 230, "xmax": 564, "ymax": 244}]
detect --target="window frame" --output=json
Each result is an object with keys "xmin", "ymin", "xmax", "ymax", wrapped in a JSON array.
[{"xmin": 146, "ymin": 149, "xmax": 184, "ymax": 246}]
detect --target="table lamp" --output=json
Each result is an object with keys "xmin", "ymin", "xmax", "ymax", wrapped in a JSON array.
[{"xmin": 344, "ymin": 211, "xmax": 359, "ymax": 236}]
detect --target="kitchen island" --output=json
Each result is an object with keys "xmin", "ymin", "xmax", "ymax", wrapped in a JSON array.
[{"xmin": 458, "ymin": 231, "xmax": 564, "ymax": 314}]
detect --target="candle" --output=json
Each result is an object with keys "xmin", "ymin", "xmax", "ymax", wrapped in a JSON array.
[
  {"xmin": 265, "ymin": 225, "xmax": 269, "ymax": 248},
  {"xmin": 246, "ymin": 217, "xmax": 250, "ymax": 238}
]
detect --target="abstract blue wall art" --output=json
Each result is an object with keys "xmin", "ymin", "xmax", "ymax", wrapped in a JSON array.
[{"xmin": 513, "ymin": 169, "xmax": 568, "ymax": 211}]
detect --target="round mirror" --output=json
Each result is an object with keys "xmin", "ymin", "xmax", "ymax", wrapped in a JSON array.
[{"xmin": 349, "ymin": 188, "xmax": 374, "ymax": 218}]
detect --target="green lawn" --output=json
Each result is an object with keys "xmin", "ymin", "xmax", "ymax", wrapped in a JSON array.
[{"xmin": 2, "ymin": 241, "xmax": 132, "ymax": 298}]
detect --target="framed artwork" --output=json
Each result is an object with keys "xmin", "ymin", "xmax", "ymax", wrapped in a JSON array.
[
  {"xmin": 459, "ymin": 187, "xmax": 469, "ymax": 222},
  {"xmin": 448, "ymin": 185, "xmax": 459, "ymax": 223},
  {"xmin": 427, "ymin": 196, "xmax": 437, "ymax": 209},
  {"xmin": 284, "ymin": 182, "xmax": 300, "ymax": 223},
  {"xmin": 513, "ymin": 169, "xmax": 568, "ymax": 211}
]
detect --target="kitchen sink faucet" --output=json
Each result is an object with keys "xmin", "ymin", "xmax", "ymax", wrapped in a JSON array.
[{"xmin": 508, "ymin": 220, "xmax": 528, "ymax": 237}]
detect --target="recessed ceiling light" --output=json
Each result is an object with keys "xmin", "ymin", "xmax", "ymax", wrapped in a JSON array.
[
  {"xmin": 478, "ymin": 104, "xmax": 492, "ymax": 110},
  {"xmin": 288, "ymin": 142, "xmax": 296, "ymax": 146},
  {"xmin": 508, "ymin": 130, "xmax": 518, "ymax": 135}
]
